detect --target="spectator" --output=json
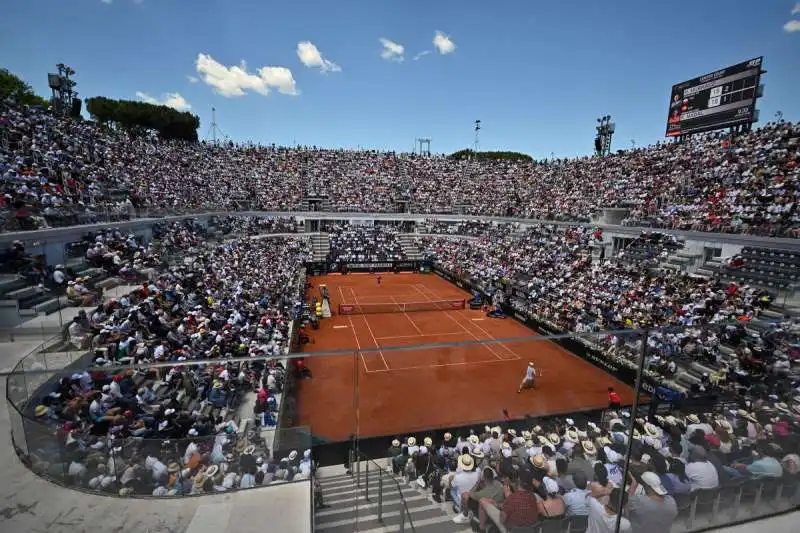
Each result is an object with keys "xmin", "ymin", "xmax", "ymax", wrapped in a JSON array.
[
  {"xmin": 626, "ymin": 471, "xmax": 678, "ymax": 533},
  {"xmin": 586, "ymin": 488, "xmax": 630, "ymax": 533}
]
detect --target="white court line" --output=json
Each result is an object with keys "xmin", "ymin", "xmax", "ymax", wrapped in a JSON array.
[
  {"xmin": 472, "ymin": 318, "xmax": 486, "ymax": 321},
  {"xmin": 346, "ymin": 316, "xmax": 372, "ymax": 373},
  {"xmin": 333, "ymin": 325, "xmax": 348, "ymax": 329},
  {"xmin": 419, "ymin": 283, "xmax": 522, "ymax": 361},
  {"xmin": 389, "ymin": 294, "xmax": 425, "ymax": 336},
  {"xmin": 375, "ymin": 332, "xmax": 464, "ymax": 340},
  {"xmin": 367, "ymin": 357, "xmax": 508, "ymax": 373},
  {"xmin": 410, "ymin": 284, "xmax": 504, "ymax": 361},
  {"xmin": 337, "ymin": 285, "xmax": 347, "ymax": 307},
  {"xmin": 350, "ymin": 287, "xmax": 390, "ymax": 371}
]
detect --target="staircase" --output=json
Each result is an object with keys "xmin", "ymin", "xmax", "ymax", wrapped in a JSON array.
[
  {"xmin": 315, "ymin": 463, "xmax": 472, "ymax": 533},
  {"xmin": 397, "ymin": 234, "xmax": 422, "ymax": 261},
  {"xmin": 311, "ymin": 233, "xmax": 331, "ymax": 262}
]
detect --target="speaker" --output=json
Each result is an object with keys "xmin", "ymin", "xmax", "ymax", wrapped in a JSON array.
[
  {"xmin": 70, "ymin": 98, "xmax": 82, "ymax": 118},
  {"xmin": 594, "ymin": 137, "xmax": 602, "ymax": 153}
]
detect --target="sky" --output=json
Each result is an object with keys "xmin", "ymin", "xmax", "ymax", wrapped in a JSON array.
[{"xmin": 1, "ymin": 0, "xmax": 799, "ymax": 158}]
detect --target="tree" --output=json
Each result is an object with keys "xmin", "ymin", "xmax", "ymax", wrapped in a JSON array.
[
  {"xmin": 0, "ymin": 68, "xmax": 49, "ymax": 107},
  {"xmin": 449, "ymin": 149, "xmax": 533, "ymax": 162},
  {"xmin": 85, "ymin": 96, "xmax": 199, "ymax": 142}
]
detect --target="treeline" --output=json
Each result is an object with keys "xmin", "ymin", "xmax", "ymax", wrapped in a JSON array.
[
  {"xmin": 0, "ymin": 68, "xmax": 49, "ymax": 107},
  {"xmin": 449, "ymin": 149, "xmax": 533, "ymax": 162},
  {"xmin": 86, "ymin": 97, "xmax": 200, "ymax": 142}
]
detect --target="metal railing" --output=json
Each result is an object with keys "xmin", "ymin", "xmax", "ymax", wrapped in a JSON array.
[{"xmin": 350, "ymin": 449, "xmax": 416, "ymax": 533}]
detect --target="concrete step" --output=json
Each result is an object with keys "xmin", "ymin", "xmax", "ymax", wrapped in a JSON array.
[
  {"xmin": 0, "ymin": 275, "xmax": 27, "ymax": 295},
  {"xmin": 761, "ymin": 309, "xmax": 785, "ymax": 319},
  {"xmin": 95, "ymin": 277, "xmax": 122, "ymax": 290},
  {"xmin": 316, "ymin": 470, "xmax": 471, "ymax": 533},
  {"xmin": 7, "ymin": 285, "xmax": 41, "ymax": 300},
  {"xmin": 33, "ymin": 295, "xmax": 69, "ymax": 314}
]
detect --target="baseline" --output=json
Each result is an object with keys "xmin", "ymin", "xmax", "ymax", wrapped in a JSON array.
[
  {"xmin": 349, "ymin": 287, "xmax": 390, "ymax": 371},
  {"xmin": 416, "ymin": 283, "xmax": 522, "ymax": 361},
  {"xmin": 410, "ymin": 284, "xmax": 506, "ymax": 362}
]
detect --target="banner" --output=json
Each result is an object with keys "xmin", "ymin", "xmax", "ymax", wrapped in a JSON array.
[{"xmin": 304, "ymin": 260, "xmax": 423, "ymax": 274}]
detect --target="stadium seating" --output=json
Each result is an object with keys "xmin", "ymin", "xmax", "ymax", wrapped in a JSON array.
[{"xmin": 3, "ymin": 99, "xmax": 799, "ymax": 236}]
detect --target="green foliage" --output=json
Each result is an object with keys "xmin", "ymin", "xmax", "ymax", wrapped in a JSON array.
[
  {"xmin": 85, "ymin": 96, "xmax": 200, "ymax": 142},
  {"xmin": 449, "ymin": 149, "xmax": 533, "ymax": 162},
  {"xmin": 0, "ymin": 68, "xmax": 49, "ymax": 107}
]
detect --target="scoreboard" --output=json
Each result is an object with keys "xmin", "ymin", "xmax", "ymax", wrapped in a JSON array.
[{"xmin": 665, "ymin": 57, "xmax": 762, "ymax": 137}]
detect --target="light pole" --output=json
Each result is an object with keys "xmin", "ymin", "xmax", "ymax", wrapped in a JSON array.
[{"xmin": 595, "ymin": 115, "xmax": 615, "ymax": 157}]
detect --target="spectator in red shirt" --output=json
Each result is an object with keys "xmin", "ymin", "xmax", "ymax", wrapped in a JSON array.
[
  {"xmin": 482, "ymin": 471, "xmax": 539, "ymax": 532},
  {"xmin": 608, "ymin": 387, "xmax": 621, "ymax": 410}
]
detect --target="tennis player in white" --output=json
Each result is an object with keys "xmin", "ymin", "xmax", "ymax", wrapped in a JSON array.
[{"xmin": 518, "ymin": 361, "xmax": 538, "ymax": 393}]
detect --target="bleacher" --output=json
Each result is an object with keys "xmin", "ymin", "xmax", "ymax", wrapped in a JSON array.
[{"xmin": 700, "ymin": 246, "xmax": 800, "ymax": 292}]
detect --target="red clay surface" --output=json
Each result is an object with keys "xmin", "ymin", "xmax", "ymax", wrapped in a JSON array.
[{"xmin": 295, "ymin": 273, "xmax": 635, "ymax": 442}]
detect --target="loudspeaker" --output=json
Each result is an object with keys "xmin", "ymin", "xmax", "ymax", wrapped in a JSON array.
[
  {"xmin": 70, "ymin": 98, "xmax": 82, "ymax": 118},
  {"xmin": 594, "ymin": 137, "xmax": 602, "ymax": 153}
]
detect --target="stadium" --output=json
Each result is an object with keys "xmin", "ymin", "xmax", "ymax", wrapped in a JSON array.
[{"xmin": 2, "ymin": 5, "xmax": 800, "ymax": 533}]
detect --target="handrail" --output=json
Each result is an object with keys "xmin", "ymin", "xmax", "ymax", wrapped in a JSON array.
[{"xmin": 355, "ymin": 451, "xmax": 417, "ymax": 533}]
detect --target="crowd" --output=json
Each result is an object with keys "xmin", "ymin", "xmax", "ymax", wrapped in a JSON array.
[
  {"xmin": 417, "ymin": 219, "xmax": 519, "ymax": 237},
  {"xmin": 3, "ymin": 99, "xmax": 799, "ymax": 236},
  {"xmin": 25, "ymin": 222, "xmax": 316, "ymax": 495},
  {"xmin": 416, "ymin": 224, "xmax": 800, "ymax": 397},
  {"xmin": 327, "ymin": 223, "xmax": 406, "ymax": 263},
  {"xmin": 385, "ymin": 403, "xmax": 799, "ymax": 533},
  {"xmin": 213, "ymin": 215, "xmax": 299, "ymax": 236}
]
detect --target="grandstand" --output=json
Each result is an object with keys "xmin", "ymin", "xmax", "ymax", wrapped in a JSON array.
[{"xmin": 1, "ymin": 68, "xmax": 799, "ymax": 533}]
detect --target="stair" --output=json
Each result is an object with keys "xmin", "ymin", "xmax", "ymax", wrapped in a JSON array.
[
  {"xmin": 397, "ymin": 234, "xmax": 422, "ymax": 261},
  {"xmin": 0, "ymin": 275, "xmax": 28, "ymax": 296},
  {"xmin": 311, "ymin": 233, "xmax": 331, "ymax": 262},
  {"xmin": 315, "ymin": 465, "xmax": 472, "ymax": 533}
]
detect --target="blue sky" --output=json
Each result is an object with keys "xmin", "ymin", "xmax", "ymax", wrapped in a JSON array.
[{"xmin": 1, "ymin": 0, "xmax": 799, "ymax": 158}]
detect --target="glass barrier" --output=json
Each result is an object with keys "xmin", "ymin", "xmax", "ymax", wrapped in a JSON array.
[{"xmin": 4, "ymin": 261, "xmax": 800, "ymax": 529}]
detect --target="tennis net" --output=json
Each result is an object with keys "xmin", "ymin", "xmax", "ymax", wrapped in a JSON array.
[{"xmin": 338, "ymin": 299, "xmax": 466, "ymax": 315}]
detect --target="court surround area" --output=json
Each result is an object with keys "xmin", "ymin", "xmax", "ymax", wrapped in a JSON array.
[{"xmin": 295, "ymin": 273, "xmax": 635, "ymax": 442}]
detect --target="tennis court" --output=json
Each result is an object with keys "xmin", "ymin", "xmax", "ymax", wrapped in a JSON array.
[{"xmin": 295, "ymin": 273, "xmax": 635, "ymax": 441}]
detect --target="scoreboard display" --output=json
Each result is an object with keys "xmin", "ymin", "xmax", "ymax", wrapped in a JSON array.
[{"xmin": 665, "ymin": 57, "xmax": 762, "ymax": 137}]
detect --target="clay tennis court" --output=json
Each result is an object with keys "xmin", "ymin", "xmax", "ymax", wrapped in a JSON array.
[{"xmin": 295, "ymin": 273, "xmax": 635, "ymax": 442}]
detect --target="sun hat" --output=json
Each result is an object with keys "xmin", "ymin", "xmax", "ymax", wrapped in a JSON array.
[
  {"xmin": 458, "ymin": 454, "xmax": 475, "ymax": 471},
  {"xmin": 407, "ymin": 437, "xmax": 417, "ymax": 446},
  {"xmin": 640, "ymin": 471, "xmax": 667, "ymax": 495},
  {"xmin": 530, "ymin": 455, "xmax": 547, "ymax": 470}
]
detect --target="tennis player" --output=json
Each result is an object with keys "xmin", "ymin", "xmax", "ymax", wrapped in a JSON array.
[
  {"xmin": 377, "ymin": 274, "xmax": 382, "ymax": 286},
  {"xmin": 517, "ymin": 361, "xmax": 538, "ymax": 393}
]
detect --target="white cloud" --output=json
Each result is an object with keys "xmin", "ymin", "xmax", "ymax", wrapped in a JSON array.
[
  {"xmin": 296, "ymin": 41, "xmax": 341, "ymax": 73},
  {"xmin": 379, "ymin": 38, "xmax": 405, "ymax": 62},
  {"xmin": 433, "ymin": 31, "xmax": 456, "ymax": 54},
  {"xmin": 413, "ymin": 50, "xmax": 431, "ymax": 61},
  {"xmin": 785, "ymin": 19, "xmax": 800, "ymax": 32},
  {"xmin": 187, "ymin": 75, "xmax": 199, "ymax": 83},
  {"xmin": 793, "ymin": 3, "xmax": 800, "ymax": 15},
  {"xmin": 101, "ymin": 0, "xmax": 112, "ymax": 4},
  {"xmin": 135, "ymin": 91, "xmax": 192, "ymax": 111},
  {"xmin": 194, "ymin": 53, "xmax": 298, "ymax": 97}
]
